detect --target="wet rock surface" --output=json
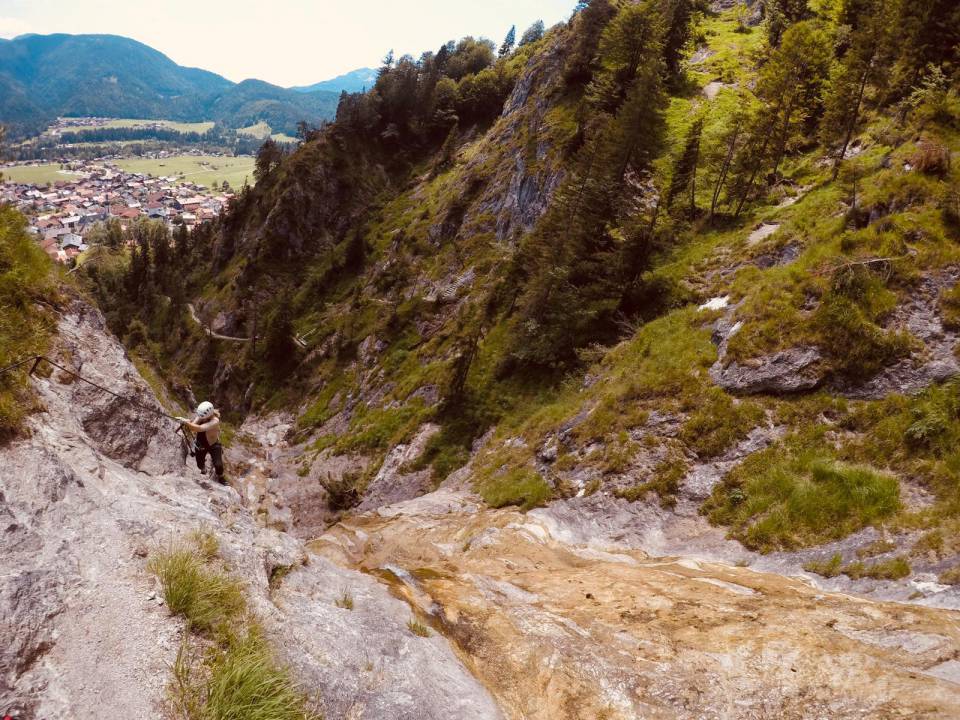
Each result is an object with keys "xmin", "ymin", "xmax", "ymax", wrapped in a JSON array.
[{"xmin": 315, "ymin": 489, "xmax": 960, "ymax": 720}]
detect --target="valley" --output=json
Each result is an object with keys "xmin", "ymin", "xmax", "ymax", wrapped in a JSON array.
[{"xmin": 2, "ymin": 0, "xmax": 960, "ymax": 718}]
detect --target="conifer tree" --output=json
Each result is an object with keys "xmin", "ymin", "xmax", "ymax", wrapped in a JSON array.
[
  {"xmin": 499, "ymin": 26, "xmax": 516, "ymax": 57},
  {"xmin": 821, "ymin": 0, "xmax": 896, "ymax": 178},
  {"xmin": 667, "ymin": 116, "xmax": 703, "ymax": 214},
  {"xmin": 519, "ymin": 20, "xmax": 545, "ymax": 46},
  {"xmin": 659, "ymin": 0, "xmax": 694, "ymax": 82},
  {"xmin": 563, "ymin": 0, "xmax": 617, "ymax": 86},
  {"xmin": 729, "ymin": 20, "xmax": 831, "ymax": 215}
]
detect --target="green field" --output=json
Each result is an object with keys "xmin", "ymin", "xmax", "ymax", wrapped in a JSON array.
[
  {"xmin": 237, "ymin": 121, "xmax": 272, "ymax": 139},
  {"xmin": 2, "ymin": 164, "xmax": 81, "ymax": 185},
  {"xmin": 63, "ymin": 118, "xmax": 216, "ymax": 134},
  {"xmin": 114, "ymin": 155, "xmax": 255, "ymax": 189},
  {"xmin": 237, "ymin": 121, "xmax": 298, "ymax": 144}
]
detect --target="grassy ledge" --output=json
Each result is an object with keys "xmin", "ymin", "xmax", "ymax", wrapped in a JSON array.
[{"xmin": 148, "ymin": 530, "xmax": 320, "ymax": 719}]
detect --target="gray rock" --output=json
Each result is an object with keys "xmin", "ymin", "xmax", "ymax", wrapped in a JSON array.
[
  {"xmin": 710, "ymin": 346, "xmax": 824, "ymax": 394},
  {"xmin": 0, "ymin": 306, "xmax": 501, "ymax": 719}
]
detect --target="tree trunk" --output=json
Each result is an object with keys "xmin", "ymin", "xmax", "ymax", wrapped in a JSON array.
[
  {"xmin": 710, "ymin": 120, "xmax": 741, "ymax": 218},
  {"xmin": 832, "ymin": 58, "xmax": 872, "ymax": 181}
]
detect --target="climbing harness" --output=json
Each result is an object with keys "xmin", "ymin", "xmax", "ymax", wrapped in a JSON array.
[{"xmin": 0, "ymin": 354, "xmax": 194, "ymax": 453}]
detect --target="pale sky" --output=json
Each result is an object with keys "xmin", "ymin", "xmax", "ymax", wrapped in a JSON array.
[{"xmin": 0, "ymin": 0, "xmax": 577, "ymax": 87}]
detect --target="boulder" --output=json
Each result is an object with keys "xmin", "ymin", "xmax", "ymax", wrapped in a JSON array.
[{"xmin": 710, "ymin": 346, "xmax": 824, "ymax": 394}]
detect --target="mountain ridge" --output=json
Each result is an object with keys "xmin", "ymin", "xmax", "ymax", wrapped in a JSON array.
[
  {"xmin": 0, "ymin": 32, "xmax": 340, "ymax": 136},
  {"xmin": 290, "ymin": 67, "xmax": 379, "ymax": 94}
]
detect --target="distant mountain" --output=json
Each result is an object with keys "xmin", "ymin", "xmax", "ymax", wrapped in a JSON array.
[
  {"xmin": 291, "ymin": 68, "xmax": 378, "ymax": 95},
  {"xmin": 0, "ymin": 34, "xmax": 340, "ymax": 137}
]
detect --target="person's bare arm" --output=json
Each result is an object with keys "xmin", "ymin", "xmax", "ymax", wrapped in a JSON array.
[{"xmin": 176, "ymin": 414, "xmax": 215, "ymax": 433}]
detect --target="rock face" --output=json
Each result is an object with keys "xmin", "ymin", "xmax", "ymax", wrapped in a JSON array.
[
  {"xmin": 0, "ymin": 305, "xmax": 501, "ymax": 720},
  {"xmin": 316, "ymin": 490, "xmax": 960, "ymax": 720},
  {"xmin": 710, "ymin": 345, "xmax": 824, "ymax": 394},
  {"xmin": 839, "ymin": 272, "xmax": 960, "ymax": 399}
]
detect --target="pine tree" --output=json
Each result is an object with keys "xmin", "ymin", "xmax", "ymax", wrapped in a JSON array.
[
  {"xmin": 765, "ymin": 0, "xmax": 813, "ymax": 46},
  {"xmin": 667, "ymin": 116, "xmax": 703, "ymax": 214},
  {"xmin": 660, "ymin": 0, "xmax": 695, "ymax": 82},
  {"xmin": 519, "ymin": 20, "xmax": 545, "ymax": 46},
  {"xmin": 729, "ymin": 20, "xmax": 831, "ymax": 215},
  {"xmin": 499, "ymin": 26, "xmax": 516, "ymax": 57},
  {"xmin": 589, "ymin": 0, "xmax": 665, "ymax": 110},
  {"xmin": 563, "ymin": 0, "xmax": 617, "ymax": 86},
  {"xmin": 821, "ymin": 0, "xmax": 896, "ymax": 178},
  {"xmin": 507, "ymin": 7, "xmax": 667, "ymax": 365}
]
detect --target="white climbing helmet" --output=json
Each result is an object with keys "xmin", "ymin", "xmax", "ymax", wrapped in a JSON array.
[{"xmin": 195, "ymin": 401, "xmax": 215, "ymax": 419}]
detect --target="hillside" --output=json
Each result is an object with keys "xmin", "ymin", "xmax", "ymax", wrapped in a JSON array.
[
  {"xmin": 291, "ymin": 67, "xmax": 378, "ymax": 94},
  {"xmin": 0, "ymin": 33, "xmax": 340, "ymax": 136},
  {"xmin": 81, "ymin": 0, "xmax": 960, "ymax": 583}
]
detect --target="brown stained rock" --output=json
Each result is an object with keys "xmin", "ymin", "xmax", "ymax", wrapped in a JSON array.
[{"xmin": 314, "ymin": 497, "xmax": 960, "ymax": 720}]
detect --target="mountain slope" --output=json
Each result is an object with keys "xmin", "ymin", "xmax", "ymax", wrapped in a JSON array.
[
  {"xmin": 291, "ymin": 67, "xmax": 378, "ymax": 94},
  {"xmin": 0, "ymin": 33, "xmax": 339, "ymax": 134},
  {"xmin": 81, "ymin": 1, "xmax": 960, "ymax": 604}
]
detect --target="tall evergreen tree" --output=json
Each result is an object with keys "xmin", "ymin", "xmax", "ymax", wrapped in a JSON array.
[
  {"xmin": 667, "ymin": 116, "xmax": 704, "ymax": 214},
  {"xmin": 660, "ymin": 0, "xmax": 695, "ymax": 82},
  {"xmin": 519, "ymin": 20, "xmax": 546, "ymax": 46},
  {"xmin": 499, "ymin": 26, "xmax": 516, "ymax": 57},
  {"xmin": 821, "ymin": 0, "xmax": 896, "ymax": 178},
  {"xmin": 729, "ymin": 20, "xmax": 832, "ymax": 215}
]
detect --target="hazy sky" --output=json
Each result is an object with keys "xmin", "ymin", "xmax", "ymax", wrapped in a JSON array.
[{"xmin": 0, "ymin": 0, "xmax": 577, "ymax": 87}]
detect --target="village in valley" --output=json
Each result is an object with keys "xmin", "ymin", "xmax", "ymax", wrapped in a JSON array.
[{"xmin": 0, "ymin": 159, "xmax": 235, "ymax": 263}]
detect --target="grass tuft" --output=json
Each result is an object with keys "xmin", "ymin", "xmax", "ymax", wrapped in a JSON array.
[
  {"xmin": 335, "ymin": 588, "xmax": 354, "ymax": 610},
  {"xmin": 703, "ymin": 433, "xmax": 900, "ymax": 552},
  {"xmin": 151, "ymin": 534, "xmax": 319, "ymax": 719},
  {"xmin": 478, "ymin": 466, "xmax": 552, "ymax": 510},
  {"xmin": 148, "ymin": 546, "xmax": 245, "ymax": 641},
  {"xmin": 407, "ymin": 619, "xmax": 431, "ymax": 637}
]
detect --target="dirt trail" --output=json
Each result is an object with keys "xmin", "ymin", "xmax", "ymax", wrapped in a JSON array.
[{"xmin": 186, "ymin": 302, "xmax": 250, "ymax": 342}]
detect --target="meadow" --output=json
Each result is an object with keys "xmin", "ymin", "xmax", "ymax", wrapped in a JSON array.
[
  {"xmin": 114, "ymin": 155, "xmax": 255, "ymax": 189},
  {"xmin": 64, "ymin": 118, "xmax": 215, "ymax": 134},
  {"xmin": 1, "ymin": 164, "xmax": 80, "ymax": 185},
  {"xmin": 237, "ymin": 121, "xmax": 298, "ymax": 144}
]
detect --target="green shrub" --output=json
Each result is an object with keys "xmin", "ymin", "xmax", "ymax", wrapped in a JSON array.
[
  {"xmin": 679, "ymin": 389, "xmax": 764, "ymax": 458},
  {"xmin": 940, "ymin": 283, "xmax": 960, "ymax": 331},
  {"xmin": 939, "ymin": 566, "xmax": 960, "ymax": 585},
  {"xmin": 841, "ymin": 556, "xmax": 911, "ymax": 580},
  {"xmin": 479, "ymin": 467, "xmax": 552, "ymax": 510},
  {"xmin": 814, "ymin": 268, "xmax": 912, "ymax": 379},
  {"xmin": 614, "ymin": 453, "xmax": 687, "ymax": 508},
  {"xmin": 704, "ymin": 437, "xmax": 900, "ymax": 551},
  {"xmin": 803, "ymin": 553, "xmax": 843, "ymax": 578},
  {"xmin": 0, "ymin": 207, "xmax": 58, "ymax": 440}
]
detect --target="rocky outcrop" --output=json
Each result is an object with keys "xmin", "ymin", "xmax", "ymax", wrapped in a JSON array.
[
  {"xmin": 315, "ymin": 489, "xmax": 960, "ymax": 719},
  {"xmin": 0, "ymin": 305, "xmax": 501, "ymax": 719},
  {"xmin": 710, "ymin": 345, "xmax": 824, "ymax": 394},
  {"xmin": 839, "ymin": 272, "xmax": 960, "ymax": 399}
]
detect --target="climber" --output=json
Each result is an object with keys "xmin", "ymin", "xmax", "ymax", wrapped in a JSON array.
[{"xmin": 175, "ymin": 401, "xmax": 226, "ymax": 483}]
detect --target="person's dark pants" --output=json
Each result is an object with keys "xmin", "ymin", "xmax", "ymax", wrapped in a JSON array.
[{"xmin": 195, "ymin": 440, "xmax": 224, "ymax": 480}]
